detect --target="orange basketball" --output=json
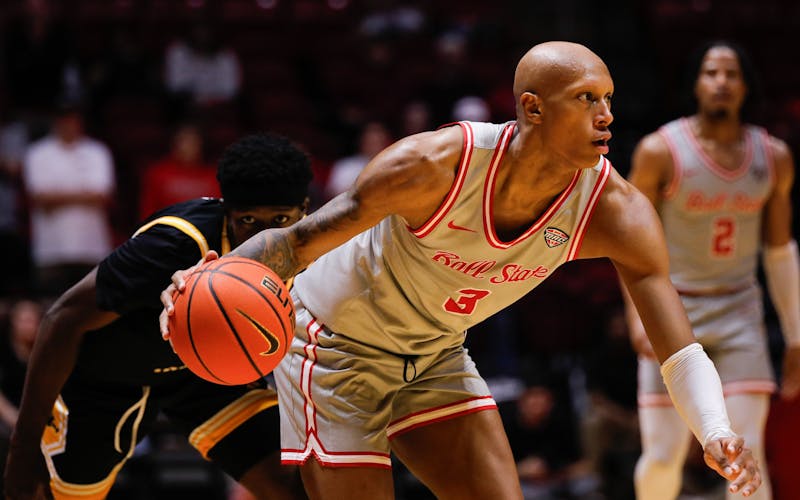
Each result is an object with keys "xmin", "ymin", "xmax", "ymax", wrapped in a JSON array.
[{"xmin": 168, "ymin": 257, "xmax": 294, "ymax": 385}]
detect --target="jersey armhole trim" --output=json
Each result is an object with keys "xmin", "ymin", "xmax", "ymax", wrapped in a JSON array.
[
  {"xmin": 659, "ymin": 127, "xmax": 682, "ymax": 200},
  {"xmin": 410, "ymin": 121, "xmax": 474, "ymax": 238},
  {"xmin": 132, "ymin": 216, "xmax": 209, "ymax": 259},
  {"xmin": 759, "ymin": 127, "xmax": 776, "ymax": 189},
  {"xmin": 566, "ymin": 158, "xmax": 612, "ymax": 261}
]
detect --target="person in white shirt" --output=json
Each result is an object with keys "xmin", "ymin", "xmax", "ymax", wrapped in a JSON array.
[
  {"xmin": 323, "ymin": 121, "xmax": 392, "ymax": 201},
  {"xmin": 23, "ymin": 101, "xmax": 115, "ymax": 296},
  {"xmin": 164, "ymin": 21, "xmax": 242, "ymax": 107}
]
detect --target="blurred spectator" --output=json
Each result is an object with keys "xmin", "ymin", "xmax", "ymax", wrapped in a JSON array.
[
  {"xmin": 139, "ymin": 123, "xmax": 218, "ymax": 221},
  {"xmin": 581, "ymin": 308, "xmax": 639, "ymax": 500},
  {"xmin": 324, "ymin": 120, "xmax": 392, "ymax": 200},
  {"xmin": 501, "ymin": 381, "xmax": 598, "ymax": 500},
  {"xmin": 358, "ymin": 0, "xmax": 427, "ymax": 39},
  {"xmin": 0, "ymin": 298, "xmax": 43, "ymax": 493},
  {"xmin": 164, "ymin": 20, "xmax": 242, "ymax": 115},
  {"xmin": 22, "ymin": 101, "xmax": 115, "ymax": 297},
  {"xmin": 399, "ymin": 99, "xmax": 433, "ymax": 136},
  {"xmin": 451, "ymin": 95, "xmax": 491, "ymax": 122},
  {"xmin": 0, "ymin": 121, "xmax": 34, "ymax": 296},
  {"xmin": 0, "ymin": 298, "xmax": 41, "ymax": 429},
  {"xmin": 1, "ymin": 0, "xmax": 82, "ymax": 115},
  {"xmin": 419, "ymin": 29, "xmax": 483, "ymax": 125},
  {"xmin": 85, "ymin": 22, "xmax": 161, "ymax": 124}
]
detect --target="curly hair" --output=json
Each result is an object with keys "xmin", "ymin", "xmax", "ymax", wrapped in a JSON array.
[{"xmin": 217, "ymin": 133, "xmax": 313, "ymax": 208}]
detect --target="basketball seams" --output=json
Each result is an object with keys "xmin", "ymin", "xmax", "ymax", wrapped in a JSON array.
[
  {"xmin": 207, "ymin": 272, "xmax": 271, "ymax": 384},
  {"xmin": 208, "ymin": 257, "xmax": 293, "ymax": 354},
  {"xmin": 210, "ymin": 270, "xmax": 292, "ymax": 359},
  {"xmin": 170, "ymin": 257, "xmax": 294, "ymax": 385},
  {"xmin": 184, "ymin": 270, "xmax": 229, "ymax": 384}
]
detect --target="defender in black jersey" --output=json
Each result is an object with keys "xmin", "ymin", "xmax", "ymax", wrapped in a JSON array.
[{"xmin": 4, "ymin": 134, "xmax": 312, "ymax": 500}]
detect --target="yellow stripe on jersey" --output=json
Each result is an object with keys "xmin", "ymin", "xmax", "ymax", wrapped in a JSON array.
[
  {"xmin": 133, "ymin": 216, "xmax": 209, "ymax": 259},
  {"xmin": 50, "ymin": 473, "xmax": 117, "ymax": 500},
  {"xmin": 189, "ymin": 389, "xmax": 278, "ymax": 459},
  {"xmin": 44, "ymin": 388, "xmax": 151, "ymax": 500},
  {"xmin": 41, "ymin": 396, "xmax": 68, "ymax": 456}
]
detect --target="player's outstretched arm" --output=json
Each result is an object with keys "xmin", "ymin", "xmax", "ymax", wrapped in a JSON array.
[
  {"xmin": 229, "ymin": 126, "xmax": 464, "ymax": 278},
  {"xmin": 159, "ymin": 126, "xmax": 464, "ymax": 337},
  {"xmin": 622, "ymin": 132, "xmax": 673, "ymax": 359},
  {"xmin": 5, "ymin": 270, "xmax": 118, "ymax": 500}
]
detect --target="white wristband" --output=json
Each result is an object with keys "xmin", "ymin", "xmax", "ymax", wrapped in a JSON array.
[
  {"xmin": 762, "ymin": 240, "xmax": 800, "ymax": 347},
  {"xmin": 660, "ymin": 343, "xmax": 734, "ymax": 447}
]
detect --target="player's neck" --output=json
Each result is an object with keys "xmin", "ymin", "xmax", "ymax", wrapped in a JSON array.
[{"xmin": 690, "ymin": 113, "xmax": 743, "ymax": 146}]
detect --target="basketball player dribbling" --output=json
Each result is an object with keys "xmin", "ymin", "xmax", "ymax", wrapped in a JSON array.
[
  {"xmin": 5, "ymin": 135, "xmax": 312, "ymax": 500},
  {"xmin": 162, "ymin": 41, "xmax": 763, "ymax": 499},
  {"xmin": 626, "ymin": 40, "xmax": 800, "ymax": 500}
]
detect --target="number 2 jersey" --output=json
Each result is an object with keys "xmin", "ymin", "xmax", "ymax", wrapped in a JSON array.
[
  {"xmin": 293, "ymin": 121, "xmax": 611, "ymax": 355},
  {"xmin": 657, "ymin": 117, "xmax": 774, "ymax": 294}
]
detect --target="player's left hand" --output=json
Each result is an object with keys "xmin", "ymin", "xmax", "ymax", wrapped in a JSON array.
[
  {"xmin": 159, "ymin": 250, "xmax": 219, "ymax": 340},
  {"xmin": 780, "ymin": 344, "xmax": 800, "ymax": 399},
  {"xmin": 703, "ymin": 435, "xmax": 761, "ymax": 497}
]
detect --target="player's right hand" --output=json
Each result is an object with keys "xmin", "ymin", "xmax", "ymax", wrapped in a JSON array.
[
  {"xmin": 4, "ymin": 441, "xmax": 53, "ymax": 500},
  {"xmin": 159, "ymin": 250, "xmax": 219, "ymax": 340},
  {"xmin": 703, "ymin": 435, "xmax": 761, "ymax": 497}
]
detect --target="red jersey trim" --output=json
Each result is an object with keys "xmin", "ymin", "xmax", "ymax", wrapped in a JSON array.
[
  {"xmin": 282, "ymin": 435, "xmax": 392, "ymax": 469},
  {"xmin": 566, "ymin": 158, "xmax": 612, "ymax": 261},
  {"xmin": 759, "ymin": 127, "xmax": 776, "ymax": 190},
  {"xmin": 638, "ymin": 379, "xmax": 776, "ymax": 408},
  {"xmin": 411, "ymin": 122, "xmax": 474, "ymax": 238},
  {"xmin": 386, "ymin": 395, "xmax": 497, "ymax": 438},
  {"xmin": 482, "ymin": 123, "xmax": 516, "ymax": 248},
  {"xmin": 681, "ymin": 117, "xmax": 753, "ymax": 182},
  {"xmin": 483, "ymin": 124, "xmax": 583, "ymax": 249},
  {"xmin": 658, "ymin": 127, "xmax": 683, "ymax": 200},
  {"xmin": 300, "ymin": 319, "xmax": 323, "ymax": 438},
  {"xmin": 282, "ymin": 317, "xmax": 397, "ymax": 468}
]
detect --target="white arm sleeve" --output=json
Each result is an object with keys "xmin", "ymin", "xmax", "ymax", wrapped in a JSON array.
[
  {"xmin": 660, "ymin": 343, "xmax": 735, "ymax": 447},
  {"xmin": 762, "ymin": 240, "xmax": 800, "ymax": 347}
]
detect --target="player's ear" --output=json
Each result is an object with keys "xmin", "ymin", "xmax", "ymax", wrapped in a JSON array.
[
  {"xmin": 520, "ymin": 91, "xmax": 543, "ymax": 123},
  {"xmin": 300, "ymin": 196, "xmax": 310, "ymax": 215}
]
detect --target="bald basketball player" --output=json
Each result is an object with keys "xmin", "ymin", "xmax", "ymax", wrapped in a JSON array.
[{"xmin": 162, "ymin": 41, "xmax": 762, "ymax": 499}]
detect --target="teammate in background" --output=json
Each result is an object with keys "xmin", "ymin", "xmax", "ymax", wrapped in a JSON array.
[
  {"xmin": 162, "ymin": 41, "xmax": 762, "ymax": 499},
  {"xmin": 4, "ymin": 134, "xmax": 312, "ymax": 500},
  {"xmin": 625, "ymin": 40, "xmax": 800, "ymax": 500}
]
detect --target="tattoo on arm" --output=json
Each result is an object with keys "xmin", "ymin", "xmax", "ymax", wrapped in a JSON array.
[
  {"xmin": 230, "ymin": 231, "xmax": 297, "ymax": 281},
  {"xmin": 229, "ymin": 194, "xmax": 363, "ymax": 281}
]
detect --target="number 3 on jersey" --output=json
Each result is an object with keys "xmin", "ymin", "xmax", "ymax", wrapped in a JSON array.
[
  {"xmin": 444, "ymin": 288, "xmax": 491, "ymax": 315},
  {"xmin": 711, "ymin": 216, "xmax": 736, "ymax": 257}
]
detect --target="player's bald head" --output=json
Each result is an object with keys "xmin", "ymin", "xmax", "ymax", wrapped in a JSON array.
[{"xmin": 513, "ymin": 41, "xmax": 609, "ymax": 101}]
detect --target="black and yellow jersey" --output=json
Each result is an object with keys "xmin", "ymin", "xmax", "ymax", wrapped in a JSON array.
[{"xmin": 73, "ymin": 198, "xmax": 227, "ymax": 385}]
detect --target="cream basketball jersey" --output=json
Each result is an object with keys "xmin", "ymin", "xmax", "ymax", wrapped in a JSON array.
[
  {"xmin": 658, "ymin": 117, "xmax": 774, "ymax": 293},
  {"xmin": 294, "ymin": 121, "xmax": 612, "ymax": 354}
]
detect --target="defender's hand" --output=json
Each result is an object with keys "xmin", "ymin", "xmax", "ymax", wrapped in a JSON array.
[
  {"xmin": 703, "ymin": 435, "xmax": 761, "ymax": 497},
  {"xmin": 159, "ymin": 250, "xmax": 219, "ymax": 340}
]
